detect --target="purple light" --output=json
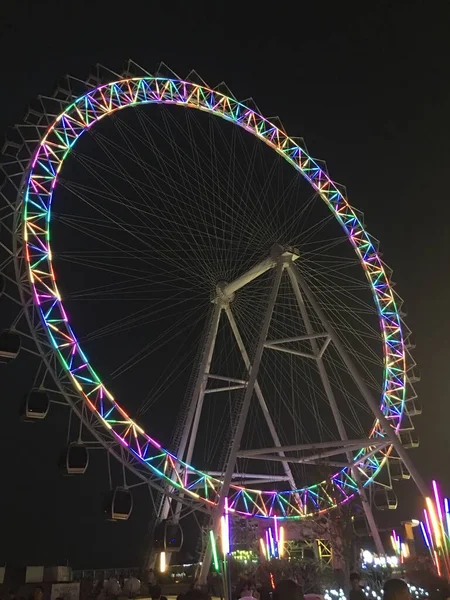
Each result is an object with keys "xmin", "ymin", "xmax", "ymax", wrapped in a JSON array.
[{"xmin": 224, "ymin": 496, "xmax": 231, "ymax": 554}]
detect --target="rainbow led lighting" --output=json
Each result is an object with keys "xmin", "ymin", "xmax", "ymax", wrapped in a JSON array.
[
  {"xmin": 420, "ymin": 483, "xmax": 450, "ymax": 579},
  {"xmin": 22, "ymin": 75, "xmax": 407, "ymax": 519}
]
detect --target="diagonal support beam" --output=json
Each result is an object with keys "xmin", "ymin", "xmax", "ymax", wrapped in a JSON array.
[
  {"xmin": 224, "ymin": 305, "xmax": 300, "ymax": 494},
  {"xmin": 199, "ymin": 260, "xmax": 285, "ymax": 584},
  {"xmin": 286, "ymin": 264, "xmax": 385, "ymax": 554},
  {"xmin": 241, "ymin": 442, "xmax": 385, "ymax": 464},
  {"xmin": 238, "ymin": 438, "xmax": 380, "ymax": 457},
  {"xmin": 158, "ymin": 301, "xmax": 223, "ymax": 524},
  {"xmin": 291, "ymin": 265, "xmax": 429, "ymax": 499},
  {"xmin": 218, "ymin": 244, "xmax": 299, "ymax": 299}
]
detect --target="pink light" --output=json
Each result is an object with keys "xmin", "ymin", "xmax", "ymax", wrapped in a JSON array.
[
  {"xmin": 221, "ymin": 516, "xmax": 230, "ymax": 555},
  {"xmin": 224, "ymin": 496, "xmax": 230, "ymax": 552}
]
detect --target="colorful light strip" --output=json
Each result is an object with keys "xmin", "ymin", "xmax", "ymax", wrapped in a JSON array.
[
  {"xmin": 221, "ymin": 497, "xmax": 230, "ymax": 555},
  {"xmin": 159, "ymin": 551, "xmax": 166, "ymax": 573},
  {"xmin": 259, "ymin": 537, "xmax": 267, "ymax": 560},
  {"xmin": 444, "ymin": 498, "xmax": 450, "ymax": 538},
  {"xmin": 22, "ymin": 74, "xmax": 407, "ymax": 518},
  {"xmin": 420, "ymin": 482, "xmax": 450, "ymax": 580},
  {"xmin": 268, "ymin": 527, "xmax": 276, "ymax": 558},
  {"xmin": 426, "ymin": 497, "xmax": 442, "ymax": 548},
  {"xmin": 420, "ymin": 521, "xmax": 431, "ymax": 549},
  {"xmin": 279, "ymin": 525, "xmax": 285, "ymax": 558},
  {"xmin": 210, "ymin": 530, "xmax": 220, "ymax": 572},
  {"xmin": 265, "ymin": 530, "xmax": 271, "ymax": 560}
]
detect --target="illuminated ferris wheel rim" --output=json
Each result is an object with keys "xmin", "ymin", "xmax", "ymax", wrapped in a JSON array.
[{"xmin": 21, "ymin": 74, "xmax": 407, "ymax": 518}]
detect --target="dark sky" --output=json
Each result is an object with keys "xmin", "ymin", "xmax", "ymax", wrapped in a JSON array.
[{"xmin": 1, "ymin": 0, "xmax": 450, "ymax": 568}]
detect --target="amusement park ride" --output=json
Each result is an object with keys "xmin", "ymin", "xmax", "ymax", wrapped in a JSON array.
[{"xmin": 0, "ymin": 61, "xmax": 426, "ymax": 581}]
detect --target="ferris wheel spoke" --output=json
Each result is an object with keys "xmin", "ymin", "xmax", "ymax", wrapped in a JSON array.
[
  {"xmin": 232, "ymin": 300, "xmax": 336, "ymax": 444},
  {"xmin": 84, "ymin": 296, "xmax": 201, "ymax": 343},
  {"xmin": 93, "ymin": 114, "xmax": 268, "ymax": 256},
  {"xmin": 57, "ymin": 182, "xmax": 221, "ymax": 284},
  {"xmin": 107, "ymin": 305, "xmax": 206, "ymax": 382},
  {"xmin": 61, "ymin": 173, "xmax": 256, "ymax": 283},
  {"xmin": 231, "ymin": 269, "xmax": 377, "ymax": 451},
  {"xmin": 57, "ymin": 256, "xmax": 206, "ymax": 297},
  {"xmin": 139, "ymin": 106, "xmax": 271, "ymax": 244},
  {"xmin": 138, "ymin": 326, "xmax": 206, "ymax": 416}
]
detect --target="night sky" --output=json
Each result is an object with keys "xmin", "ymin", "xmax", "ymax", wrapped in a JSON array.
[{"xmin": 1, "ymin": 1, "xmax": 450, "ymax": 569}]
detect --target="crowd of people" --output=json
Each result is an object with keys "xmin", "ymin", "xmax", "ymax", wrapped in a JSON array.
[{"xmin": 0, "ymin": 571, "xmax": 438, "ymax": 600}]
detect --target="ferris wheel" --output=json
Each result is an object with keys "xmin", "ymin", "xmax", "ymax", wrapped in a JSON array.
[{"xmin": 0, "ymin": 61, "xmax": 426, "ymax": 573}]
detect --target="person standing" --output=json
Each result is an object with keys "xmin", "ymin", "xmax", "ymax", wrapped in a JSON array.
[
  {"xmin": 105, "ymin": 575, "xmax": 120, "ymax": 600},
  {"xmin": 383, "ymin": 580, "xmax": 411, "ymax": 600},
  {"xmin": 349, "ymin": 573, "xmax": 365, "ymax": 600},
  {"xmin": 124, "ymin": 573, "xmax": 141, "ymax": 599}
]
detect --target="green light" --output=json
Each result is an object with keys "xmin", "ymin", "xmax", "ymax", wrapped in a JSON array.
[{"xmin": 209, "ymin": 530, "xmax": 220, "ymax": 572}]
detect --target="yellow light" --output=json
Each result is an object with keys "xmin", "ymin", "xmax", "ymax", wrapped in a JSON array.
[
  {"xmin": 279, "ymin": 526, "xmax": 285, "ymax": 558},
  {"xmin": 160, "ymin": 551, "xmax": 166, "ymax": 572},
  {"xmin": 426, "ymin": 497, "xmax": 442, "ymax": 548},
  {"xmin": 401, "ymin": 543, "xmax": 410, "ymax": 559},
  {"xmin": 259, "ymin": 537, "xmax": 266, "ymax": 558}
]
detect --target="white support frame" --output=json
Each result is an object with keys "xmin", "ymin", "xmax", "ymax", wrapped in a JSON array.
[
  {"xmin": 285, "ymin": 264, "xmax": 385, "ymax": 554},
  {"xmin": 152, "ymin": 244, "xmax": 426, "ymax": 578}
]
